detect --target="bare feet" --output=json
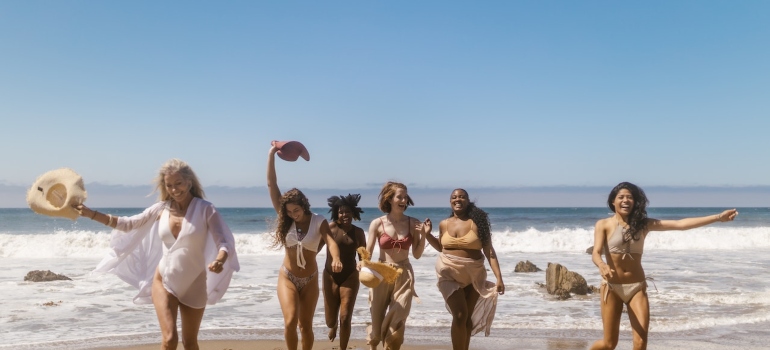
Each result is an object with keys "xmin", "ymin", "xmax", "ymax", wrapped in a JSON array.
[{"xmin": 328, "ymin": 326, "xmax": 337, "ymax": 341}]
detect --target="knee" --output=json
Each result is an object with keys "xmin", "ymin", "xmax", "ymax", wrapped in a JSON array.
[
  {"xmin": 284, "ymin": 317, "xmax": 299, "ymax": 331},
  {"xmin": 339, "ymin": 313, "xmax": 352, "ymax": 327},
  {"xmin": 298, "ymin": 321, "xmax": 314, "ymax": 335},
  {"xmin": 451, "ymin": 309, "xmax": 469, "ymax": 324}
]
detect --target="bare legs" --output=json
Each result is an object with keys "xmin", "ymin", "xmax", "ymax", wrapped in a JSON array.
[
  {"xmin": 590, "ymin": 284, "xmax": 649, "ymax": 350},
  {"xmin": 323, "ymin": 270, "xmax": 360, "ymax": 350},
  {"xmin": 445, "ymin": 284, "xmax": 480, "ymax": 350},
  {"xmin": 152, "ymin": 271, "xmax": 205, "ymax": 350},
  {"xmin": 277, "ymin": 269, "xmax": 320, "ymax": 350}
]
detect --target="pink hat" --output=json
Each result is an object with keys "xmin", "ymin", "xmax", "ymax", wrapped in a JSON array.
[{"xmin": 271, "ymin": 140, "xmax": 310, "ymax": 162}]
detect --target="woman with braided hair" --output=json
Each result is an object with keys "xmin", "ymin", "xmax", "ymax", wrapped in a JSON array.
[
  {"xmin": 425, "ymin": 188, "xmax": 504, "ymax": 350},
  {"xmin": 318, "ymin": 193, "xmax": 366, "ymax": 349},
  {"xmin": 590, "ymin": 182, "xmax": 738, "ymax": 350}
]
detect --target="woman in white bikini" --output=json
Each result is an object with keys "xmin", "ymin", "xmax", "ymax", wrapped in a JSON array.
[
  {"xmin": 365, "ymin": 181, "xmax": 431, "ymax": 350},
  {"xmin": 590, "ymin": 182, "xmax": 737, "ymax": 350},
  {"xmin": 425, "ymin": 188, "xmax": 504, "ymax": 350},
  {"xmin": 78, "ymin": 158, "xmax": 239, "ymax": 350},
  {"xmin": 266, "ymin": 145, "xmax": 343, "ymax": 350}
]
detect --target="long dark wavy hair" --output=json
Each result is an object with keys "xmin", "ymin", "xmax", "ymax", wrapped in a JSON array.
[
  {"xmin": 272, "ymin": 188, "xmax": 312, "ymax": 248},
  {"xmin": 447, "ymin": 189, "xmax": 492, "ymax": 246},
  {"xmin": 328, "ymin": 193, "xmax": 364, "ymax": 223},
  {"xmin": 607, "ymin": 182, "xmax": 649, "ymax": 241}
]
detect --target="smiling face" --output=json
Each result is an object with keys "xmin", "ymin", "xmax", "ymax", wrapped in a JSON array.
[
  {"xmin": 450, "ymin": 189, "xmax": 470, "ymax": 215},
  {"xmin": 337, "ymin": 205, "xmax": 353, "ymax": 225},
  {"xmin": 389, "ymin": 188, "xmax": 409, "ymax": 213},
  {"xmin": 285, "ymin": 203, "xmax": 306, "ymax": 223},
  {"xmin": 613, "ymin": 189, "xmax": 634, "ymax": 216},
  {"xmin": 163, "ymin": 172, "xmax": 192, "ymax": 203}
]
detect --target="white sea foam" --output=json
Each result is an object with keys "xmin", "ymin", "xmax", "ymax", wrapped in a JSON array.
[{"xmin": 2, "ymin": 226, "xmax": 768, "ymax": 258}]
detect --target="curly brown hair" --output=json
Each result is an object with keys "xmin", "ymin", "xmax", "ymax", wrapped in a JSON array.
[
  {"xmin": 447, "ymin": 189, "xmax": 492, "ymax": 246},
  {"xmin": 272, "ymin": 188, "xmax": 312, "ymax": 248},
  {"xmin": 607, "ymin": 182, "xmax": 649, "ymax": 242},
  {"xmin": 377, "ymin": 181, "xmax": 414, "ymax": 213}
]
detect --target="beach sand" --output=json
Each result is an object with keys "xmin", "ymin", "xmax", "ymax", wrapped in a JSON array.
[{"xmin": 100, "ymin": 338, "xmax": 592, "ymax": 350}]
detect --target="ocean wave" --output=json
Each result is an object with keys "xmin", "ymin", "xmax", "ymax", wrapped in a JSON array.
[{"xmin": 1, "ymin": 226, "xmax": 769, "ymax": 258}]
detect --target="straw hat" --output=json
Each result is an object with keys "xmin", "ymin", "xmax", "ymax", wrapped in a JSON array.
[
  {"xmin": 271, "ymin": 140, "xmax": 310, "ymax": 162},
  {"xmin": 26, "ymin": 168, "xmax": 87, "ymax": 220},
  {"xmin": 357, "ymin": 247, "xmax": 402, "ymax": 289}
]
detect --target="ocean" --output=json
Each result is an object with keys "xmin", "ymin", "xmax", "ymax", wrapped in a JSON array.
[{"xmin": 1, "ymin": 207, "xmax": 769, "ymax": 349}]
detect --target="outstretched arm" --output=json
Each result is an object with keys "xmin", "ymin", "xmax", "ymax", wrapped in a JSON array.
[
  {"xmin": 366, "ymin": 218, "xmax": 381, "ymax": 257},
  {"xmin": 648, "ymin": 208, "xmax": 738, "ymax": 231},
  {"xmin": 411, "ymin": 218, "xmax": 430, "ymax": 259},
  {"xmin": 592, "ymin": 219, "xmax": 614, "ymax": 280},
  {"xmin": 266, "ymin": 146, "xmax": 282, "ymax": 214},
  {"xmin": 321, "ymin": 220, "xmax": 342, "ymax": 272},
  {"xmin": 483, "ymin": 242, "xmax": 505, "ymax": 295},
  {"xmin": 424, "ymin": 220, "xmax": 443, "ymax": 252}
]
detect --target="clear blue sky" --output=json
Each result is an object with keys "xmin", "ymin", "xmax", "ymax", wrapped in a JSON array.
[{"xmin": 1, "ymin": 1, "xmax": 768, "ymax": 194}]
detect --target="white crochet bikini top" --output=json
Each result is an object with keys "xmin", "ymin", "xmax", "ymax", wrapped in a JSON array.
[{"xmin": 285, "ymin": 213, "xmax": 324, "ymax": 269}]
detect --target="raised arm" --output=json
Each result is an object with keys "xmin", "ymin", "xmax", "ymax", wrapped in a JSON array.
[
  {"xmin": 592, "ymin": 219, "xmax": 614, "ymax": 280},
  {"xmin": 266, "ymin": 146, "xmax": 282, "ymax": 214},
  {"xmin": 482, "ymin": 240, "xmax": 505, "ymax": 295},
  {"xmin": 424, "ymin": 219, "xmax": 444, "ymax": 252},
  {"xmin": 647, "ymin": 208, "xmax": 738, "ymax": 231},
  {"xmin": 411, "ymin": 217, "xmax": 430, "ymax": 259}
]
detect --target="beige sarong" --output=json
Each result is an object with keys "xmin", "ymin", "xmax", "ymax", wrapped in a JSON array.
[
  {"xmin": 366, "ymin": 260, "xmax": 415, "ymax": 350},
  {"xmin": 436, "ymin": 253, "xmax": 498, "ymax": 336}
]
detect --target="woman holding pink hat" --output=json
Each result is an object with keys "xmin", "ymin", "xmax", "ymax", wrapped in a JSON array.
[{"xmin": 266, "ymin": 142, "xmax": 343, "ymax": 350}]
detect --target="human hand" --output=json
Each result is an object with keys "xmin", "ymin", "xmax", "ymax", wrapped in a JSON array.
[
  {"xmin": 269, "ymin": 142, "xmax": 279, "ymax": 155},
  {"xmin": 716, "ymin": 209, "xmax": 738, "ymax": 222},
  {"xmin": 208, "ymin": 260, "xmax": 225, "ymax": 274},
  {"xmin": 331, "ymin": 258, "xmax": 343, "ymax": 273},
  {"xmin": 598, "ymin": 262, "xmax": 614, "ymax": 279},
  {"xmin": 72, "ymin": 204, "xmax": 93, "ymax": 219},
  {"xmin": 421, "ymin": 218, "xmax": 432, "ymax": 234},
  {"xmin": 356, "ymin": 261, "xmax": 362, "ymax": 271},
  {"xmin": 496, "ymin": 280, "xmax": 505, "ymax": 295}
]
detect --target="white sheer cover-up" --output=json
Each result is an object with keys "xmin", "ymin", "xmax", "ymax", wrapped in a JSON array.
[{"xmin": 93, "ymin": 197, "xmax": 240, "ymax": 307}]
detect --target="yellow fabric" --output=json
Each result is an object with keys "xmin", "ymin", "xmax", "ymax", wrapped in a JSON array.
[{"xmin": 440, "ymin": 227, "xmax": 483, "ymax": 250}]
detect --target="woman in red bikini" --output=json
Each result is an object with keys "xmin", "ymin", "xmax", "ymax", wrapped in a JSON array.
[
  {"xmin": 365, "ymin": 181, "xmax": 431, "ymax": 350},
  {"xmin": 590, "ymin": 182, "xmax": 738, "ymax": 350}
]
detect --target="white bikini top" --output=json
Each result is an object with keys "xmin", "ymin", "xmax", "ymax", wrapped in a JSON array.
[
  {"xmin": 158, "ymin": 209, "xmax": 176, "ymax": 249},
  {"xmin": 285, "ymin": 213, "xmax": 324, "ymax": 269}
]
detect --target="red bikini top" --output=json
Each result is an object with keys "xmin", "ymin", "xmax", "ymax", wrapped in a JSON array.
[{"xmin": 378, "ymin": 216, "xmax": 413, "ymax": 252}]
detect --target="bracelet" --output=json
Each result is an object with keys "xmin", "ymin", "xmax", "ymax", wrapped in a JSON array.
[
  {"xmin": 90, "ymin": 211, "xmax": 97, "ymax": 219},
  {"xmin": 107, "ymin": 214, "xmax": 114, "ymax": 227},
  {"xmin": 215, "ymin": 259, "xmax": 225, "ymax": 264}
]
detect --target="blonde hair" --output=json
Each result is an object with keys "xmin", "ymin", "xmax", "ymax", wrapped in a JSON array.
[
  {"xmin": 377, "ymin": 181, "xmax": 413, "ymax": 213},
  {"xmin": 153, "ymin": 159, "xmax": 205, "ymax": 201}
]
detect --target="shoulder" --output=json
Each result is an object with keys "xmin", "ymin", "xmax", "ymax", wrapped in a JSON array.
[{"xmin": 595, "ymin": 217, "xmax": 613, "ymax": 230}]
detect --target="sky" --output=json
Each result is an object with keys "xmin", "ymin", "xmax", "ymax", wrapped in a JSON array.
[{"xmin": 1, "ymin": 1, "xmax": 768, "ymax": 207}]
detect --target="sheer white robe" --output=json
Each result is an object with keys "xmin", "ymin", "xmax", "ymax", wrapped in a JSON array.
[{"xmin": 94, "ymin": 197, "xmax": 240, "ymax": 308}]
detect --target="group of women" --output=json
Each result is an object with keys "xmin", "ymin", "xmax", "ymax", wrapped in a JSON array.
[{"xmin": 73, "ymin": 146, "xmax": 738, "ymax": 350}]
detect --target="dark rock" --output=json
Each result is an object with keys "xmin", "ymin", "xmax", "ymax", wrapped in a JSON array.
[
  {"xmin": 545, "ymin": 263, "xmax": 590, "ymax": 298},
  {"xmin": 514, "ymin": 260, "xmax": 542, "ymax": 272},
  {"xmin": 585, "ymin": 246, "xmax": 594, "ymax": 254},
  {"xmin": 24, "ymin": 270, "xmax": 71, "ymax": 282}
]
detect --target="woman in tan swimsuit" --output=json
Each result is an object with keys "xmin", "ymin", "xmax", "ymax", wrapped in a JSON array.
[
  {"xmin": 591, "ymin": 182, "xmax": 738, "ymax": 350},
  {"xmin": 425, "ymin": 188, "xmax": 505, "ymax": 350}
]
